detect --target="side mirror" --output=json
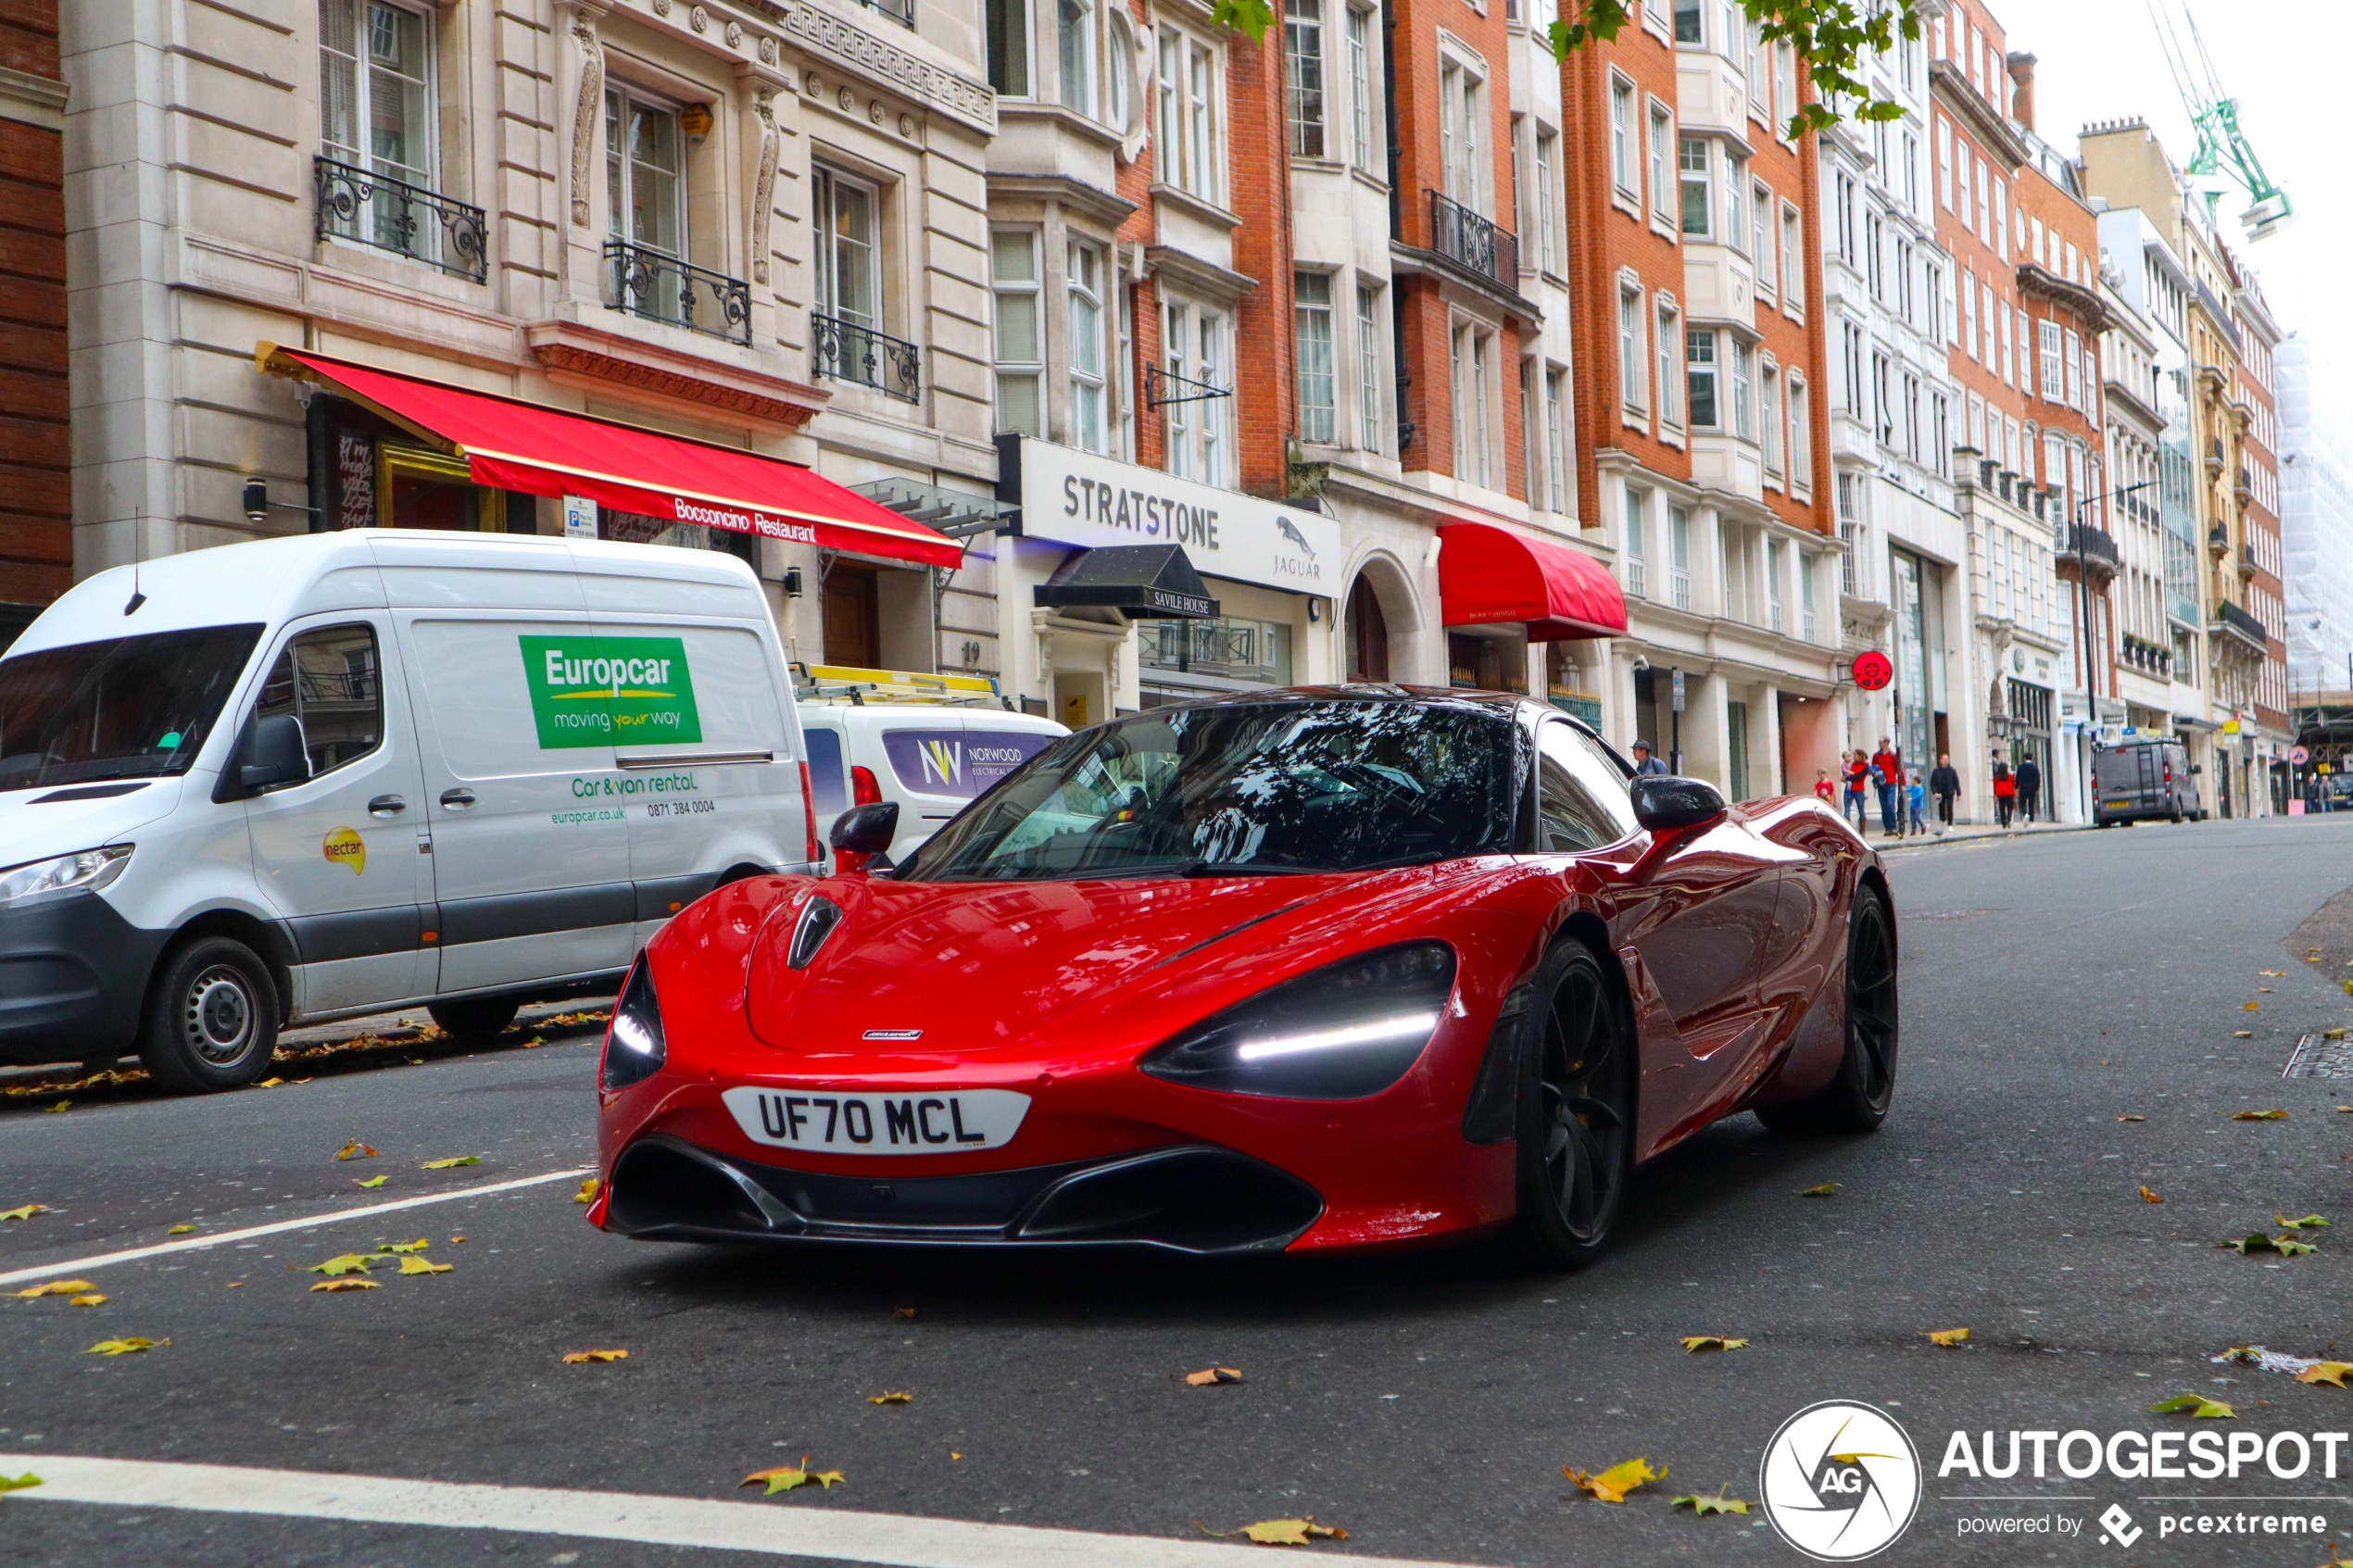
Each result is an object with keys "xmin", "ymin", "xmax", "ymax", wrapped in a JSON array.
[
  {"xmin": 234, "ymin": 713, "xmax": 310, "ymax": 795},
  {"xmin": 828, "ymin": 800, "xmax": 900, "ymax": 874},
  {"xmin": 1630, "ymin": 774, "xmax": 1726, "ymax": 834}
]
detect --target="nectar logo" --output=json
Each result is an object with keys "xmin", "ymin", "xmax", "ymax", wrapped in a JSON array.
[{"xmin": 1759, "ymin": 1401, "xmax": 1921, "ymax": 1562}]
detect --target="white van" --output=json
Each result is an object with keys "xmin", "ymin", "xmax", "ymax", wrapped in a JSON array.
[
  {"xmin": 0, "ymin": 530, "xmax": 819, "ymax": 1091},
  {"xmin": 795, "ymin": 665, "xmax": 1067, "ymax": 863}
]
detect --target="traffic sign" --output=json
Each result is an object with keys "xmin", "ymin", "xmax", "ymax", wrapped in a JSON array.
[
  {"xmin": 1852, "ymin": 650, "xmax": 1894, "ymax": 692},
  {"xmin": 2291, "ymin": 745, "xmax": 2310, "ymax": 765}
]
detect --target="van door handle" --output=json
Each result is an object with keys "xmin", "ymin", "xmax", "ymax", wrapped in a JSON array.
[
  {"xmin": 368, "ymin": 795, "xmax": 408, "ymax": 816},
  {"xmin": 439, "ymin": 788, "xmax": 476, "ymax": 809}
]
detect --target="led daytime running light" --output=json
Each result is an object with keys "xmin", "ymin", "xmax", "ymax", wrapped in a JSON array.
[{"xmin": 1233, "ymin": 1010, "xmax": 1442, "ymax": 1062}]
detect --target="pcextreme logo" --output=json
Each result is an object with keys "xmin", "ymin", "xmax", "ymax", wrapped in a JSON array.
[
  {"xmin": 519, "ymin": 635, "xmax": 703, "ymax": 751},
  {"xmin": 1759, "ymin": 1400, "xmax": 1922, "ymax": 1561},
  {"xmin": 321, "ymin": 827, "xmax": 365, "ymax": 876}
]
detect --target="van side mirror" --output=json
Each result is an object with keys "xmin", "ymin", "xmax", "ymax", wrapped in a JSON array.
[
  {"xmin": 829, "ymin": 801, "xmax": 899, "ymax": 873},
  {"xmin": 1630, "ymin": 774, "xmax": 1726, "ymax": 834},
  {"xmin": 232, "ymin": 713, "xmax": 310, "ymax": 796}
]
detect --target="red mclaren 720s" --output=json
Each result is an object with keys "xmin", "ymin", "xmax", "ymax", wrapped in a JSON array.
[{"xmin": 586, "ymin": 687, "xmax": 1896, "ymax": 1267}]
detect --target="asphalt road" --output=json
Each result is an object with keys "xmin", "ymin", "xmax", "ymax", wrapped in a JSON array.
[{"xmin": 6, "ymin": 815, "xmax": 2353, "ymax": 1567}]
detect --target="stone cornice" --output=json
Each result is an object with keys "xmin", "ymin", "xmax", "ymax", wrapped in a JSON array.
[{"xmin": 524, "ymin": 319, "xmax": 828, "ymax": 428}]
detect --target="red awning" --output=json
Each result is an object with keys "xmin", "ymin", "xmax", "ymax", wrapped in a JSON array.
[
  {"xmin": 1438, "ymin": 521, "xmax": 1628, "ymax": 642},
  {"xmin": 260, "ymin": 345, "xmax": 962, "ymax": 568}
]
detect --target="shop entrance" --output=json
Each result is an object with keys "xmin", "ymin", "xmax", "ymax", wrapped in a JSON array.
[
  {"xmin": 823, "ymin": 563, "xmax": 882, "ymax": 668},
  {"xmin": 1345, "ymin": 575, "xmax": 1390, "ymax": 682}
]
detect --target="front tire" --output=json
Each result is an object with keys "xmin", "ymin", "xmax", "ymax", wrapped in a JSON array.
[
  {"xmin": 138, "ymin": 936, "xmax": 281, "ymax": 1094},
  {"xmin": 1758, "ymin": 883, "xmax": 1899, "ymax": 1135},
  {"xmin": 1509, "ymin": 940, "xmax": 1634, "ymax": 1269}
]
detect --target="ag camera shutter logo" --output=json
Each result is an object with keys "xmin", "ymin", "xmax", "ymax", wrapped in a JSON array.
[{"xmin": 1759, "ymin": 1400, "xmax": 1922, "ymax": 1561}]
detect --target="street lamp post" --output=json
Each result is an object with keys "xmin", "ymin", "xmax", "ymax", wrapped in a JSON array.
[{"xmin": 2070, "ymin": 481, "xmax": 2155, "ymax": 822}]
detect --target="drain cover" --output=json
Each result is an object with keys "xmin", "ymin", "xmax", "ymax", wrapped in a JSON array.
[{"xmin": 2283, "ymin": 1034, "xmax": 2353, "ymax": 1079}]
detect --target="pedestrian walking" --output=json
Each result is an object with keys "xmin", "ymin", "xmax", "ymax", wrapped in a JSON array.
[
  {"xmin": 2015, "ymin": 756, "xmax": 2042, "ymax": 825},
  {"xmin": 1929, "ymin": 752, "xmax": 1961, "ymax": 834},
  {"xmin": 1629, "ymin": 738, "xmax": 1668, "ymax": 776},
  {"xmin": 1993, "ymin": 759, "xmax": 2016, "ymax": 828},
  {"xmin": 1906, "ymin": 770, "xmax": 1928, "ymax": 836},
  {"xmin": 1843, "ymin": 750, "xmax": 1870, "ymax": 830},
  {"xmin": 1814, "ymin": 769, "xmax": 1836, "ymax": 805},
  {"xmin": 1872, "ymin": 736, "xmax": 1903, "ymax": 836}
]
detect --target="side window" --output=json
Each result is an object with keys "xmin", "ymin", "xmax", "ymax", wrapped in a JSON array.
[
  {"xmin": 803, "ymin": 726, "xmax": 849, "ymax": 816},
  {"xmin": 1536, "ymin": 721, "xmax": 1639, "ymax": 852},
  {"xmin": 256, "ymin": 623, "xmax": 383, "ymax": 778}
]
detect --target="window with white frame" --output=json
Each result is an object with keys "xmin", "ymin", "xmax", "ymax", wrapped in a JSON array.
[
  {"xmin": 1650, "ymin": 301, "xmax": 1680, "ymax": 428},
  {"xmin": 1799, "ymin": 548, "xmax": 1818, "ymax": 640},
  {"xmin": 1347, "ymin": 7, "xmax": 1377, "ymax": 172},
  {"xmin": 1648, "ymin": 104, "xmax": 1674, "ymax": 222},
  {"xmin": 1068, "ymin": 238, "xmax": 1108, "ymax": 452},
  {"xmin": 1673, "ymin": 0, "xmax": 1702, "ymax": 44},
  {"xmin": 1440, "ymin": 56, "xmax": 1486, "ymax": 217},
  {"xmin": 2065, "ymin": 328, "xmax": 2084, "ymax": 408},
  {"xmin": 1116, "ymin": 262, "xmax": 1135, "ymax": 458},
  {"xmin": 1295, "ymin": 270, "xmax": 1336, "ymax": 443},
  {"xmin": 1058, "ymin": 0, "xmax": 1096, "ymax": 116},
  {"xmin": 1157, "ymin": 28, "xmax": 1222, "ymax": 204},
  {"xmin": 1625, "ymin": 483, "xmax": 1648, "ymax": 598},
  {"xmin": 1285, "ymin": 0, "xmax": 1326, "ymax": 157},
  {"xmin": 1163, "ymin": 298, "xmax": 1231, "ymax": 485},
  {"xmin": 1452, "ymin": 321, "xmax": 1494, "ymax": 490},
  {"xmin": 1545, "ymin": 367, "xmax": 1567, "ymax": 510},
  {"xmin": 606, "ymin": 87, "xmax": 684, "ymax": 262},
  {"xmin": 986, "ymin": 0, "xmax": 1029, "ymax": 96},
  {"xmin": 1790, "ymin": 375, "xmax": 1811, "ymax": 490},
  {"xmin": 1668, "ymin": 505, "xmax": 1692, "ymax": 608},
  {"xmin": 1730, "ymin": 339, "xmax": 1753, "ymax": 440},
  {"xmin": 2039, "ymin": 319, "xmax": 2063, "ymax": 401},
  {"xmin": 321, "ymin": 0, "xmax": 436, "ymax": 194},
  {"xmin": 1752, "ymin": 179, "xmax": 1773, "ymax": 294},
  {"xmin": 1536, "ymin": 130, "xmax": 1560, "ymax": 272},
  {"xmin": 1780, "ymin": 202, "xmax": 1802, "ymax": 308},
  {"xmin": 812, "ymin": 164, "xmax": 880, "ymax": 333},
  {"xmin": 1355, "ymin": 282, "xmax": 1383, "ymax": 453},
  {"xmin": 1762, "ymin": 362, "xmax": 1782, "ymax": 476},
  {"xmin": 1773, "ymin": 42, "xmax": 1794, "ymax": 135},
  {"xmin": 1618, "ymin": 282, "xmax": 1646, "ymax": 415},
  {"xmin": 1687, "ymin": 329, "xmax": 1718, "ymax": 427},
  {"xmin": 1725, "ymin": 151, "xmax": 1748, "ymax": 250},
  {"xmin": 1679, "ymin": 136, "xmax": 1711, "ymax": 236},
  {"xmin": 1767, "ymin": 535, "xmax": 1783, "ymax": 632},
  {"xmin": 1521, "ymin": 358, "xmax": 1542, "ymax": 507},
  {"xmin": 1746, "ymin": 19, "xmax": 1767, "ymax": 109},
  {"xmin": 989, "ymin": 230, "xmax": 1043, "ymax": 436},
  {"xmin": 1610, "ymin": 76, "xmax": 1637, "ymax": 194}
]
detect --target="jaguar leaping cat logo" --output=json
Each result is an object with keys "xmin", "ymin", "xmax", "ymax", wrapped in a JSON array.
[{"xmin": 1277, "ymin": 517, "xmax": 1318, "ymax": 558}]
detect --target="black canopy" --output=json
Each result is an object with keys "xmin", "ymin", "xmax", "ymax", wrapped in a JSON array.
[{"xmin": 1032, "ymin": 545, "xmax": 1219, "ymax": 621}]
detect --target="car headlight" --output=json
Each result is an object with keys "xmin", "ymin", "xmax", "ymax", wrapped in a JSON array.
[
  {"xmin": 1139, "ymin": 942, "xmax": 1457, "ymax": 1100},
  {"xmin": 0, "ymin": 845, "xmax": 132, "ymax": 908},
  {"xmin": 600, "ymin": 958, "xmax": 667, "ymax": 1090}
]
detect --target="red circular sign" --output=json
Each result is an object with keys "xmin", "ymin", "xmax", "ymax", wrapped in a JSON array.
[{"xmin": 1851, "ymin": 651, "xmax": 1894, "ymax": 691}]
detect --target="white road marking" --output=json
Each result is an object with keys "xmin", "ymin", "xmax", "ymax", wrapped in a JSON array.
[
  {"xmin": 0, "ymin": 1454, "xmax": 1475, "ymax": 1568},
  {"xmin": 0, "ymin": 1167, "xmax": 592, "ymax": 1287}
]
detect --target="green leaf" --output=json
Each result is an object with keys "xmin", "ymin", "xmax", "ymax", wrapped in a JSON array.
[
  {"xmin": 2276, "ymin": 1214, "xmax": 2331, "ymax": 1230},
  {"xmin": 1209, "ymin": 0, "xmax": 1274, "ymax": 44},
  {"xmin": 741, "ymin": 1459, "xmax": 846, "ymax": 1496},
  {"xmin": 2222, "ymin": 1233, "xmax": 2318, "ymax": 1257},
  {"xmin": 0, "ymin": 1473, "xmax": 42, "ymax": 1493},
  {"xmin": 0, "ymin": 1204, "xmax": 47, "ymax": 1222},
  {"xmin": 396, "ymin": 1256, "xmax": 452, "ymax": 1275},
  {"xmin": 2147, "ymin": 1394, "xmax": 2235, "ymax": 1418},
  {"xmin": 421, "ymin": 1156, "xmax": 481, "ymax": 1169},
  {"xmin": 307, "ymin": 1253, "xmax": 374, "ymax": 1276},
  {"xmin": 1672, "ymin": 1486, "xmax": 1752, "ymax": 1516},
  {"xmin": 376, "ymin": 1239, "xmax": 430, "ymax": 1253}
]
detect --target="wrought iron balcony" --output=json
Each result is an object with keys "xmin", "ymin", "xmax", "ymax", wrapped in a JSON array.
[
  {"xmin": 2058, "ymin": 523, "xmax": 2120, "ymax": 577},
  {"xmin": 2210, "ymin": 598, "xmax": 2268, "ymax": 651},
  {"xmin": 603, "ymin": 239, "xmax": 750, "ymax": 345},
  {"xmin": 1427, "ymin": 189, "xmax": 1518, "ymax": 291},
  {"xmin": 810, "ymin": 310, "xmax": 922, "ymax": 403},
  {"xmin": 314, "ymin": 156, "xmax": 486, "ymax": 283}
]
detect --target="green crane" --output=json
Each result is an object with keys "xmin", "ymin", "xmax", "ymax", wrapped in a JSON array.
[{"xmin": 2147, "ymin": 0, "xmax": 2294, "ymax": 242}]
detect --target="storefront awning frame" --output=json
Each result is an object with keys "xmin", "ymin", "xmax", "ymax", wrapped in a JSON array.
[{"xmin": 1437, "ymin": 521, "xmax": 1629, "ymax": 642}]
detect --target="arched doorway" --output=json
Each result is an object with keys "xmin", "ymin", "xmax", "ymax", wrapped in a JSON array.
[{"xmin": 1344, "ymin": 572, "xmax": 1390, "ymax": 682}]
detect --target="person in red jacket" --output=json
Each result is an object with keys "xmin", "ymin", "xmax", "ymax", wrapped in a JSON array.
[
  {"xmin": 1814, "ymin": 768, "xmax": 1836, "ymax": 804},
  {"xmin": 1871, "ymin": 738, "xmax": 1903, "ymax": 835}
]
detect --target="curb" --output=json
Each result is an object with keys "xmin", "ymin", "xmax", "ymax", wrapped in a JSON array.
[{"xmin": 1880, "ymin": 822, "xmax": 2100, "ymax": 853}]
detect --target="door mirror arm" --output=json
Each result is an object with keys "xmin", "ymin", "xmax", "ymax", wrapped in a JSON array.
[
  {"xmin": 211, "ymin": 713, "xmax": 311, "ymax": 803},
  {"xmin": 1629, "ymin": 775, "xmax": 1728, "ymax": 835}
]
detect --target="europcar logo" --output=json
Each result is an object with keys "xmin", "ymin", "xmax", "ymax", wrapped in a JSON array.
[
  {"xmin": 1760, "ymin": 1400, "xmax": 1922, "ymax": 1561},
  {"xmin": 518, "ymin": 634, "xmax": 702, "ymax": 751}
]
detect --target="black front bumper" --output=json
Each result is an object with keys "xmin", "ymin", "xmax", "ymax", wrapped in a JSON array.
[
  {"xmin": 606, "ymin": 1134, "xmax": 1326, "ymax": 1255},
  {"xmin": 0, "ymin": 892, "xmax": 167, "ymax": 1065}
]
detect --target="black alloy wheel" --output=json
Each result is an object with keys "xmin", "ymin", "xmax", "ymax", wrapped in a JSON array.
[
  {"xmin": 1758, "ymin": 882, "xmax": 1899, "ymax": 1135},
  {"xmin": 138, "ymin": 935, "xmax": 282, "ymax": 1094},
  {"xmin": 1510, "ymin": 940, "xmax": 1633, "ymax": 1268}
]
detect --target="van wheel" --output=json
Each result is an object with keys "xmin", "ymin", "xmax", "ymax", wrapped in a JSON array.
[
  {"xmin": 427, "ymin": 998, "xmax": 520, "ymax": 1040},
  {"xmin": 139, "ymin": 937, "xmax": 281, "ymax": 1094}
]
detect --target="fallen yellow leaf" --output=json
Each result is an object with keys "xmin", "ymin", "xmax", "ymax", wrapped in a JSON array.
[
  {"xmin": 892, "ymin": 1306, "xmax": 916, "ymax": 1320},
  {"xmin": 2140, "ymin": 1186, "xmax": 2164, "ymax": 1204},
  {"xmin": 0, "ymin": 1472, "xmax": 39, "ymax": 1491},
  {"xmin": 256, "ymin": 1077, "xmax": 284, "ymax": 1087},
  {"xmin": 307, "ymin": 1253, "xmax": 373, "ymax": 1276},
  {"xmin": 2233, "ymin": 1110, "xmax": 2289, "ymax": 1121},
  {"xmin": 168, "ymin": 1223, "xmax": 196, "ymax": 1235},
  {"xmin": 13, "ymin": 1280, "xmax": 94, "ymax": 1299},
  {"xmin": 2261, "ymin": 970, "xmax": 2285, "ymax": 977},
  {"xmin": 1924, "ymin": 1327, "xmax": 1971, "ymax": 1348},
  {"xmin": 1672, "ymin": 1486, "xmax": 1752, "ymax": 1516},
  {"xmin": 741, "ymin": 1458, "xmax": 845, "ymax": 1495},
  {"xmin": 377, "ymin": 1239, "xmax": 430, "ymax": 1253},
  {"xmin": 2117, "ymin": 1113, "xmax": 2145, "ymax": 1122},
  {"xmin": 2244, "ymin": 1002, "xmax": 2261, "ymax": 1011},
  {"xmin": 449, "ymin": 1235, "xmax": 466, "ymax": 1244},
  {"xmin": 1565, "ymin": 1457, "xmax": 1664, "ymax": 1503},
  {"xmin": 2276, "ymin": 1214, "xmax": 2331, "ymax": 1230},
  {"xmin": 2148, "ymin": 1394, "xmax": 2234, "ymax": 1418},
  {"xmin": 950, "ymin": 1451, "xmax": 963, "ymax": 1461},
  {"xmin": 574, "ymin": 1178, "xmax": 599, "ymax": 1204},
  {"xmin": 0, "ymin": 1205, "xmax": 44, "ymax": 1222},
  {"xmin": 421, "ymin": 1156, "xmax": 481, "ymax": 1169},
  {"xmin": 355, "ymin": 1175, "xmax": 387, "ymax": 1188},
  {"xmin": 2232, "ymin": 1030, "xmax": 2255, "ymax": 1039},
  {"xmin": 563, "ymin": 1348, "xmax": 628, "ymax": 1364},
  {"xmin": 2329, "ymin": 1029, "xmax": 2348, "ymax": 1041},
  {"xmin": 1185, "ymin": 1367, "xmax": 1244, "ymax": 1386},
  {"xmin": 2299, "ymin": 1362, "xmax": 2353, "ymax": 1388},
  {"xmin": 1197, "ymin": 1518, "xmax": 1348, "ymax": 1545},
  {"xmin": 397, "ymin": 1257, "xmax": 452, "ymax": 1275},
  {"xmin": 867, "ymin": 1390, "xmax": 912, "ymax": 1405},
  {"xmin": 335, "ymin": 1142, "xmax": 378, "ymax": 1161},
  {"xmin": 1801, "ymin": 1183, "xmax": 1839, "ymax": 1198},
  {"xmin": 309, "ymin": 1279, "xmax": 379, "ymax": 1293},
  {"xmin": 69, "ymin": 1295, "xmax": 105, "ymax": 1308},
  {"xmin": 85, "ymin": 1337, "xmax": 167, "ymax": 1354},
  {"xmin": 1680, "ymin": 1336, "xmax": 1749, "ymax": 1353},
  {"xmin": 44, "ymin": 1100, "xmax": 69, "ymax": 1113}
]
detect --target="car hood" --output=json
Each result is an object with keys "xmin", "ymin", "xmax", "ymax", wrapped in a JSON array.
[
  {"xmin": 0, "ymin": 778, "xmax": 186, "ymax": 869},
  {"xmin": 744, "ymin": 870, "xmax": 1424, "ymax": 1062}
]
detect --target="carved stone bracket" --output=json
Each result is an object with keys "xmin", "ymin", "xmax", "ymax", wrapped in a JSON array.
[
  {"xmin": 568, "ymin": 7, "xmax": 608, "ymax": 228},
  {"xmin": 749, "ymin": 90, "xmax": 780, "ymax": 287}
]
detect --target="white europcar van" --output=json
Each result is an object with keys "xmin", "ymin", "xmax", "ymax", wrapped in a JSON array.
[
  {"xmin": 794, "ymin": 666, "xmax": 1066, "ymax": 863},
  {"xmin": 0, "ymin": 530, "xmax": 820, "ymax": 1092}
]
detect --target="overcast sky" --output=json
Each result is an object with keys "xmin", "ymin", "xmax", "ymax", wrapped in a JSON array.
[{"xmin": 2003, "ymin": 0, "xmax": 2351, "ymax": 434}]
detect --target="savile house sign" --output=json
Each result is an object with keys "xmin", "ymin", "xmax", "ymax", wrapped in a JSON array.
[{"xmin": 996, "ymin": 435, "xmax": 1344, "ymax": 596}]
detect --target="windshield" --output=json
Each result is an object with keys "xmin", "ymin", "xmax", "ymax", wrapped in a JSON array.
[
  {"xmin": 0, "ymin": 624, "xmax": 264, "ymax": 791},
  {"xmin": 898, "ymin": 699, "xmax": 1519, "ymax": 882}
]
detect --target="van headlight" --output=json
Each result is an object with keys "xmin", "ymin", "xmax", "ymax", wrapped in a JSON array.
[
  {"xmin": 600, "ymin": 959, "xmax": 668, "ymax": 1090},
  {"xmin": 0, "ymin": 846, "xmax": 132, "ymax": 909},
  {"xmin": 1139, "ymin": 942, "xmax": 1457, "ymax": 1100}
]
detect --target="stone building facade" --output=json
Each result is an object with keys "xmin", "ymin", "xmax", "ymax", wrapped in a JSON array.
[{"xmin": 0, "ymin": 0, "xmax": 67, "ymax": 642}]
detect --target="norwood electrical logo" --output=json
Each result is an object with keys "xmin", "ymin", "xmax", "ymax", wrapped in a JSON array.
[
  {"xmin": 519, "ymin": 635, "xmax": 702, "ymax": 750},
  {"xmin": 1759, "ymin": 1401, "xmax": 1922, "ymax": 1561}
]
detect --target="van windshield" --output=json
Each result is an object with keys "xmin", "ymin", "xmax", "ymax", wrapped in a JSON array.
[{"xmin": 0, "ymin": 625, "xmax": 264, "ymax": 791}]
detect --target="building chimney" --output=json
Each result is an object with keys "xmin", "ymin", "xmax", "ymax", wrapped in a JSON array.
[{"xmin": 2007, "ymin": 52, "xmax": 2038, "ymax": 132}]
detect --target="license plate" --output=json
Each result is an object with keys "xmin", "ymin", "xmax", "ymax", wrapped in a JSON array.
[{"xmin": 721, "ymin": 1086, "xmax": 1030, "ymax": 1154}]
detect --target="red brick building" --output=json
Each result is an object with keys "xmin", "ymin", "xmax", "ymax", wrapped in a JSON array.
[{"xmin": 0, "ymin": 0, "xmax": 67, "ymax": 640}]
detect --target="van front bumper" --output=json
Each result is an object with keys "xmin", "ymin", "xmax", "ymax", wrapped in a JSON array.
[{"xmin": 0, "ymin": 892, "xmax": 167, "ymax": 1065}]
